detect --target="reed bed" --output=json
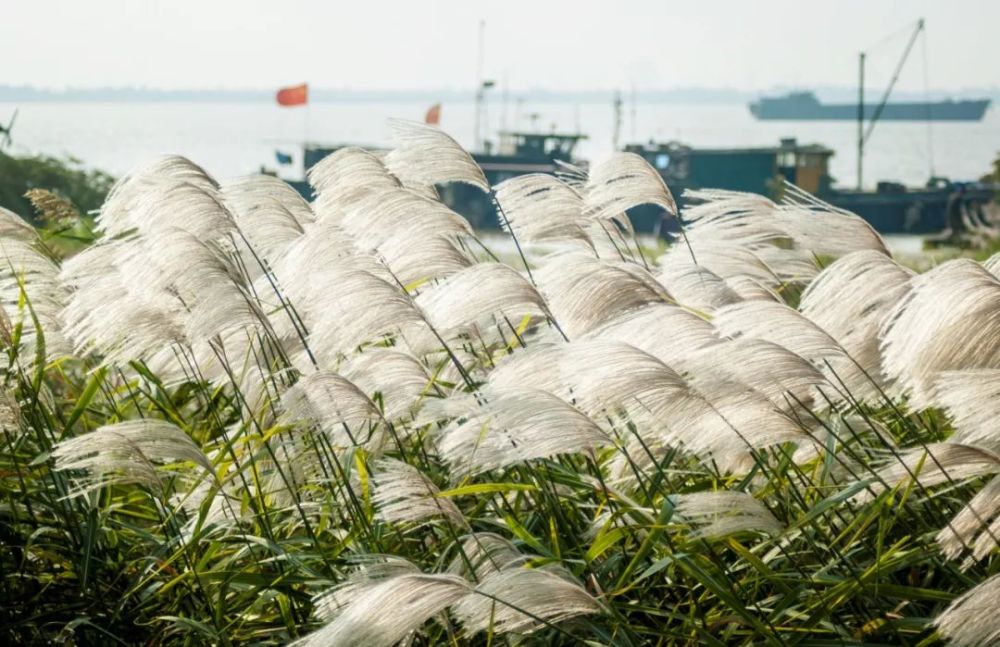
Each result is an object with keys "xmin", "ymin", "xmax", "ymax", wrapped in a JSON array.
[{"xmin": 2, "ymin": 120, "xmax": 1000, "ymax": 645}]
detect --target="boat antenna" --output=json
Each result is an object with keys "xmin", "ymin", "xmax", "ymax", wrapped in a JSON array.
[
  {"xmin": 630, "ymin": 83, "xmax": 637, "ymax": 142},
  {"xmin": 858, "ymin": 18, "xmax": 926, "ymax": 189},
  {"xmin": 612, "ymin": 90, "xmax": 623, "ymax": 151}
]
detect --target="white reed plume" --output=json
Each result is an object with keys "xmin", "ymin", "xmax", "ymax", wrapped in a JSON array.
[
  {"xmin": 932, "ymin": 370, "xmax": 1000, "ymax": 451},
  {"xmin": 584, "ymin": 152, "xmax": 677, "ymax": 224},
  {"xmin": 487, "ymin": 339, "xmax": 694, "ymax": 432},
  {"xmin": 676, "ymin": 198, "xmax": 807, "ymax": 288},
  {"xmin": 452, "ymin": 566, "xmax": 601, "ymax": 635},
  {"xmin": 308, "ymin": 146, "xmax": 401, "ymax": 218},
  {"xmin": 492, "ymin": 173, "xmax": 593, "ymax": 248},
  {"xmin": 107, "ymin": 228, "xmax": 265, "ymax": 356},
  {"xmin": 655, "ymin": 264, "xmax": 744, "ymax": 313},
  {"xmin": 371, "ymin": 458, "xmax": 465, "ymax": 527},
  {"xmin": 50, "ymin": 420, "xmax": 212, "ymax": 496},
  {"xmin": 221, "ymin": 175, "xmax": 311, "ymax": 268},
  {"xmin": 342, "ymin": 349, "xmax": 435, "ymax": 421},
  {"xmin": 414, "ymin": 262, "xmax": 549, "ymax": 339},
  {"xmin": 676, "ymin": 377, "xmax": 813, "ymax": 472},
  {"xmin": 344, "ymin": 187, "xmax": 473, "ymax": 244},
  {"xmin": 280, "ymin": 370, "xmax": 384, "ymax": 451},
  {"xmin": 447, "ymin": 532, "xmax": 529, "ymax": 580},
  {"xmin": 856, "ymin": 443, "xmax": 1000, "ymax": 503},
  {"xmin": 384, "ymin": 119, "xmax": 489, "ymax": 192},
  {"xmin": 312, "ymin": 556, "xmax": 422, "ymax": 621},
  {"xmin": 106, "ymin": 177, "xmax": 236, "ymax": 243},
  {"xmin": 583, "ymin": 303, "xmax": 719, "ymax": 369},
  {"xmin": 657, "ymin": 240, "xmax": 782, "ymax": 288},
  {"xmin": 682, "ymin": 338, "xmax": 827, "ymax": 411},
  {"xmin": 984, "ymin": 251, "xmax": 1000, "ymax": 279},
  {"xmin": 678, "ymin": 189, "xmax": 887, "ymax": 290},
  {"xmin": 270, "ymin": 217, "xmax": 389, "ymax": 293},
  {"xmin": 713, "ymin": 300, "xmax": 844, "ymax": 365},
  {"xmin": 223, "ymin": 174, "xmax": 313, "ymax": 227},
  {"xmin": 378, "ymin": 229, "xmax": 474, "ymax": 287},
  {"xmin": 0, "ymin": 206, "xmax": 43, "ymax": 241},
  {"xmin": 332, "ymin": 187, "xmax": 474, "ymax": 284},
  {"xmin": 774, "ymin": 203, "xmax": 888, "ymax": 256},
  {"xmin": 673, "ymin": 491, "xmax": 783, "ymax": 539},
  {"xmin": 298, "ymin": 568, "xmax": 472, "ymax": 647},
  {"xmin": 680, "ymin": 189, "xmax": 788, "ymax": 248},
  {"xmin": 437, "ymin": 385, "xmax": 607, "ymax": 477},
  {"xmin": 880, "ymin": 259, "xmax": 1000, "ymax": 408},
  {"xmin": 934, "ymin": 572, "xmax": 1000, "ymax": 646},
  {"xmin": 535, "ymin": 253, "xmax": 671, "ymax": 338},
  {"xmin": 799, "ymin": 250, "xmax": 913, "ymax": 402},
  {"xmin": 59, "ymin": 238, "xmax": 186, "ymax": 368},
  {"xmin": 936, "ymin": 477, "xmax": 1000, "ymax": 566},
  {"xmin": 681, "ymin": 188, "xmax": 887, "ymax": 257},
  {"xmin": 178, "ymin": 471, "xmax": 247, "ymax": 539},
  {"xmin": 96, "ymin": 155, "xmax": 218, "ymax": 237},
  {"xmin": 489, "ymin": 338, "xmax": 806, "ymax": 470},
  {"xmin": 0, "ymin": 232, "xmax": 71, "ymax": 362},
  {"xmin": 291, "ymin": 266, "xmax": 427, "ymax": 364},
  {"xmin": 725, "ymin": 275, "xmax": 782, "ymax": 302}
]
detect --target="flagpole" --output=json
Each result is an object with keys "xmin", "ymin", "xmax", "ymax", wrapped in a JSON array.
[{"xmin": 303, "ymin": 85, "xmax": 310, "ymax": 177}]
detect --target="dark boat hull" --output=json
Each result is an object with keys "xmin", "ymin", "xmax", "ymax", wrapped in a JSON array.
[
  {"xmin": 820, "ymin": 187, "xmax": 996, "ymax": 233},
  {"xmin": 750, "ymin": 99, "xmax": 990, "ymax": 121}
]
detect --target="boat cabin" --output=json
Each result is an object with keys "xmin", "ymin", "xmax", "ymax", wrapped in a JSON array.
[
  {"xmin": 625, "ymin": 138, "xmax": 834, "ymax": 198},
  {"xmin": 447, "ymin": 131, "xmax": 587, "ymax": 226},
  {"xmin": 493, "ymin": 131, "xmax": 585, "ymax": 161}
]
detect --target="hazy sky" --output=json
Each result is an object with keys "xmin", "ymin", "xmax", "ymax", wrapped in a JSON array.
[{"xmin": 5, "ymin": 0, "xmax": 998, "ymax": 92}]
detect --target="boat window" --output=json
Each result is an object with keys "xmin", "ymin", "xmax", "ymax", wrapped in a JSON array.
[
  {"xmin": 654, "ymin": 153, "xmax": 670, "ymax": 170},
  {"xmin": 778, "ymin": 152, "xmax": 796, "ymax": 168}
]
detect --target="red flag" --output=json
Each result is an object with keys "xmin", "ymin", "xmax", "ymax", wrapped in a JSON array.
[
  {"xmin": 276, "ymin": 83, "xmax": 308, "ymax": 107},
  {"xmin": 424, "ymin": 103, "xmax": 441, "ymax": 125}
]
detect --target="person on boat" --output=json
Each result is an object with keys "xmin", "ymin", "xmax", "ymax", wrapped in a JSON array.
[{"xmin": 945, "ymin": 183, "xmax": 967, "ymax": 238}]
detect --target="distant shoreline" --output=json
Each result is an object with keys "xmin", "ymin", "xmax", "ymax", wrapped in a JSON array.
[{"xmin": 2, "ymin": 86, "xmax": 997, "ymax": 105}]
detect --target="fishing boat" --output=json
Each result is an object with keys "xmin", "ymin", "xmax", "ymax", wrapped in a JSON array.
[
  {"xmin": 626, "ymin": 137, "xmax": 997, "ymax": 234},
  {"xmin": 291, "ymin": 129, "xmax": 588, "ymax": 229}
]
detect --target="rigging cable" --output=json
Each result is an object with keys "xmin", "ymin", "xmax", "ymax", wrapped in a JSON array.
[{"xmin": 921, "ymin": 25, "xmax": 936, "ymax": 179}]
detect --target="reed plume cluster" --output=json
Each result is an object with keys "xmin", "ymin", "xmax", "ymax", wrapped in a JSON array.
[{"xmin": 3, "ymin": 119, "xmax": 1000, "ymax": 645}]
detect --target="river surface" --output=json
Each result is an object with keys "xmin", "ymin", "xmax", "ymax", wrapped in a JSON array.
[{"xmin": 2, "ymin": 100, "xmax": 997, "ymax": 190}]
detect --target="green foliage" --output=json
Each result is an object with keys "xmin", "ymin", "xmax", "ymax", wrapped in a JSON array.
[
  {"xmin": 0, "ymin": 152, "xmax": 114, "ymax": 224},
  {"xmin": 982, "ymin": 151, "xmax": 1000, "ymax": 184},
  {"xmin": 0, "ymin": 303, "xmax": 993, "ymax": 645}
]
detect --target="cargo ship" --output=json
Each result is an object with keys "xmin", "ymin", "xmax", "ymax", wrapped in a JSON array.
[
  {"xmin": 749, "ymin": 91, "xmax": 990, "ymax": 121},
  {"xmin": 750, "ymin": 19, "xmax": 991, "ymax": 123}
]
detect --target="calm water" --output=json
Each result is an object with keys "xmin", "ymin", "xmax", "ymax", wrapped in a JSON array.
[{"xmin": 1, "ymin": 100, "xmax": 997, "ymax": 190}]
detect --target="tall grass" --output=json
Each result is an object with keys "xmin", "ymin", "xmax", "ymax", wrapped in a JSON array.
[{"xmin": 2, "ymin": 121, "xmax": 1000, "ymax": 646}]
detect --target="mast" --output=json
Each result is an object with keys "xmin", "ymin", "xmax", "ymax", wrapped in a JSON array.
[
  {"xmin": 474, "ymin": 20, "xmax": 485, "ymax": 151},
  {"xmin": 857, "ymin": 18, "xmax": 926, "ymax": 190},
  {"xmin": 500, "ymin": 74, "xmax": 509, "ymax": 134},
  {"xmin": 857, "ymin": 52, "xmax": 865, "ymax": 190}
]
